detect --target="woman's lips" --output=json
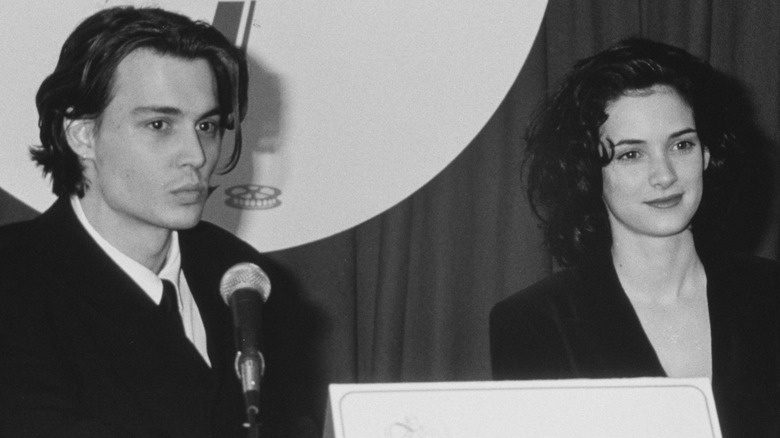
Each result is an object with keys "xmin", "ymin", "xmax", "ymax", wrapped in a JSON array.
[{"xmin": 645, "ymin": 193, "xmax": 683, "ymax": 208}]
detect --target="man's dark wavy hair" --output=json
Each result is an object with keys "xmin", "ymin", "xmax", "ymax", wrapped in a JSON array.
[
  {"xmin": 32, "ymin": 6, "xmax": 248, "ymax": 197},
  {"xmin": 525, "ymin": 37, "xmax": 740, "ymax": 267}
]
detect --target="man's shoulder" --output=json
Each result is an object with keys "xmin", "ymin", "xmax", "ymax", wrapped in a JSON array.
[
  {"xmin": 0, "ymin": 217, "xmax": 40, "ymax": 260},
  {"xmin": 0, "ymin": 218, "xmax": 34, "ymax": 237},
  {"xmin": 180, "ymin": 220, "xmax": 265, "ymax": 265},
  {"xmin": 183, "ymin": 220, "xmax": 255, "ymax": 248},
  {"xmin": 0, "ymin": 217, "xmax": 48, "ymax": 292}
]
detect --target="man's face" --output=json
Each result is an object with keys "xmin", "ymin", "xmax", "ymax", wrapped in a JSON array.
[{"xmin": 78, "ymin": 49, "xmax": 222, "ymax": 236}]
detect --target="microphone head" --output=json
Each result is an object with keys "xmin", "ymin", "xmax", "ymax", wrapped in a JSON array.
[{"xmin": 219, "ymin": 262, "xmax": 271, "ymax": 304}]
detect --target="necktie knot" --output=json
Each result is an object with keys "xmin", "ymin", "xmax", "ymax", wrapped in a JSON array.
[
  {"xmin": 160, "ymin": 279, "xmax": 179, "ymax": 315},
  {"xmin": 160, "ymin": 279, "xmax": 186, "ymax": 339}
]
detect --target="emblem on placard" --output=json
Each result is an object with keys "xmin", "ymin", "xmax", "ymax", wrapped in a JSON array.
[{"xmin": 385, "ymin": 416, "xmax": 449, "ymax": 438}]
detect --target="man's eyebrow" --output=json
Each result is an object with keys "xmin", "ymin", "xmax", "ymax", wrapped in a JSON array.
[
  {"xmin": 132, "ymin": 106, "xmax": 183, "ymax": 116},
  {"xmin": 131, "ymin": 106, "xmax": 222, "ymax": 119},
  {"xmin": 200, "ymin": 107, "xmax": 222, "ymax": 119}
]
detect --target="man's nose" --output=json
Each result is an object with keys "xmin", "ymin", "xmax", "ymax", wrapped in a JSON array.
[{"xmin": 178, "ymin": 128, "xmax": 207, "ymax": 168}]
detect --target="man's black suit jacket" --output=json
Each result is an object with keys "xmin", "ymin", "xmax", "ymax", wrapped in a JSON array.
[
  {"xmin": 490, "ymin": 253, "xmax": 780, "ymax": 438},
  {"xmin": 0, "ymin": 197, "xmax": 265, "ymax": 437}
]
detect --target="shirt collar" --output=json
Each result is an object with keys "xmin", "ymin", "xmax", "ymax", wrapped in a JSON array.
[{"xmin": 70, "ymin": 196, "xmax": 181, "ymax": 302}]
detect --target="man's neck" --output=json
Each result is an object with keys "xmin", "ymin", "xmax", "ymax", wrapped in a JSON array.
[{"xmin": 76, "ymin": 196, "xmax": 172, "ymax": 274}]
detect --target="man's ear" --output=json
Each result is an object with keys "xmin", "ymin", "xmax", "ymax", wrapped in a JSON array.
[{"xmin": 63, "ymin": 118, "xmax": 96, "ymax": 160}]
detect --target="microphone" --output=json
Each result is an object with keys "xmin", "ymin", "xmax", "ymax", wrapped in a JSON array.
[{"xmin": 219, "ymin": 262, "xmax": 271, "ymax": 422}]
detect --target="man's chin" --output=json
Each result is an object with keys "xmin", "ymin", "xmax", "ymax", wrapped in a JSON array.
[{"xmin": 165, "ymin": 207, "xmax": 205, "ymax": 230}]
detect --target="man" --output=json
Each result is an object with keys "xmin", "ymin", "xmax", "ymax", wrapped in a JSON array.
[{"xmin": 0, "ymin": 6, "xmax": 271, "ymax": 437}]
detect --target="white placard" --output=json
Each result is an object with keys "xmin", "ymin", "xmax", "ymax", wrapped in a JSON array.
[{"xmin": 325, "ymin": 379, "xmax": 722, "ymax": 438}]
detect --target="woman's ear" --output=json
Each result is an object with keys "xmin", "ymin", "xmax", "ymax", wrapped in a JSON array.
[
  {"xmin": 703, "ymin": 146, "xmax": 711, "ymax": 170},
  {"xmin": 63, "ymin": 117, "xmax": 96, "ymax": 160}
]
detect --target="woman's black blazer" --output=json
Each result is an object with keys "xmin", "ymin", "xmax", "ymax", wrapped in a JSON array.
[{"xmin": 490, "ymin": 253, "xmax": 780, "ymax": 438}]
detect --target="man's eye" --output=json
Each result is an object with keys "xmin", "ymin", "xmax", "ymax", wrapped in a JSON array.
[
  {"xmin": 198, "ymin": 121, "xmax": 218, "ymax": 135},
  {"xmin": 148, "ymin": 120, "xmax": 169, "ymax": 130}
]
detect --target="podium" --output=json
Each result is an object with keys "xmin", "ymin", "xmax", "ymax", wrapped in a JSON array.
[{"xmin": 324, "ymin": 378, "xmax": 721, "ymax": 438}]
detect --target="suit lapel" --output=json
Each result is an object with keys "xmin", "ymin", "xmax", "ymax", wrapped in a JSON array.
[
  {"xmin": 179, "ymin": 227, "xmax": 239, "ymax": 401},
  {"xmin": 31, "ymin": 198, "xmax": 213, "ymax": 430}
]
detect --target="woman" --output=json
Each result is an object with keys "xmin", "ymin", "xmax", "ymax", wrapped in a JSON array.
[{"xmin": 489, "ymin": 38, "xmax": 780, "ymax": 438}]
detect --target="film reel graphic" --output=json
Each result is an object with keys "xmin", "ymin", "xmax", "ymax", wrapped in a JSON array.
[
  {"xmin": 0, "ymin": 1, "xmax": 546, "ymax": 252},
  {"xmin": 224, "ymin": 184, "xmax": 282, "ymax": 210}
]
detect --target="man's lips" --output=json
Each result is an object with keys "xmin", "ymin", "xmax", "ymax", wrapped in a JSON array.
[
  {"xmin": 644, "ymin": 193, "xmax": 683, "ymax": 208},
  {"xmin": 171, "ymin": 184, "xmax": 208, "ymax": 203}
]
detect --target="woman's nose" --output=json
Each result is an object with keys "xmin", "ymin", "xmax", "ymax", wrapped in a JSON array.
[{"xmin": 648, "ymin": 154, "xmax": 677, "ymax": 188}]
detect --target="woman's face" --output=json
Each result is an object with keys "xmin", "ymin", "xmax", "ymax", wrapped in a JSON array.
[{"xmin": 600, "ymin": 85, "xmax": 710, "ymax": 242}]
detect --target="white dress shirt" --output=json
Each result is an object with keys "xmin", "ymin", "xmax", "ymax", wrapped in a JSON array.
[{"xmin": 70, "ymin": 196, "xmax": 211, "ymax": 366}]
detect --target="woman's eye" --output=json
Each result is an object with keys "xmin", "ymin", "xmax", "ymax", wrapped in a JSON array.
[
  {"xmin": 617, "ymin": 150, "xmax": 640, "ymax": 160},
  {"xmin": 675, "ymin": 140, "xmax": 695, "ymax": 150}
]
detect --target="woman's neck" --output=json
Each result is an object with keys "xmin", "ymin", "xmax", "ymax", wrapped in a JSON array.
[{"xmin": 611, "ymin": 230, "xmax": 705, "ymax": 305}]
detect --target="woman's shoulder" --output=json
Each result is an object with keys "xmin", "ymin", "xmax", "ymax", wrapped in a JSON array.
[
  {"xmin": 703, "ymin": 252, "xmax": 779, "ymax": 286},
  {"xmin": 492, "ymin": 263, "xmax": 611, "ymax": 317},
  {"xmin": 702, "ymin": 252, "xmax": 780, "ymax": 315}
]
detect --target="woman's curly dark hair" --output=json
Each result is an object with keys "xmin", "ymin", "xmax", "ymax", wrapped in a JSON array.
[{"xmin": 525, "ymin": 37, "xmax": 741, "ymax": 267}]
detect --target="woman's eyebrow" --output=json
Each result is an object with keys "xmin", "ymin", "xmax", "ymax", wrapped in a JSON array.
[{"xmin": 668, "ymin": 127, "xmax": 697, "ymax": 139}]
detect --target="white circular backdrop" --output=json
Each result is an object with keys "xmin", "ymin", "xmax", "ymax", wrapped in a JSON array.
[{"xmin": 1, "ymin": 0, "xmax": 547, "ymax": 251}]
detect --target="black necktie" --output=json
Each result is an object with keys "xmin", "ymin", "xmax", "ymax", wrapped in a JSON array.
[{"xmin": 160, "ymin": 279, "xmax": 186, "ymax": 338}]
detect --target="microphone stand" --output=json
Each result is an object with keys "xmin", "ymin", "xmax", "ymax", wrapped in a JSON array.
[
  {"xmin": 244, "ymin": 412, "xmax": 260, "ymax": 438},
  {"xmin": 237, "ymin": 350, "xmax": 265, "ymax": 438}
]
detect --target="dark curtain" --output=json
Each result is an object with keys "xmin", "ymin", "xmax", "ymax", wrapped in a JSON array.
[
  {"xmin": 260, "ymin": 0, "xmax": 780, "ymax": 431},
  {"xmin": 2, "ymin": 0, "xmax": 779, "ymax": 434}
]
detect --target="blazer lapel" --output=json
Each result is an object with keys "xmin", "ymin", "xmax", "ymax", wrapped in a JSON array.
[{"xmin": 560, "ymin": 260, "xmax": 666, "ymax": 378}]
